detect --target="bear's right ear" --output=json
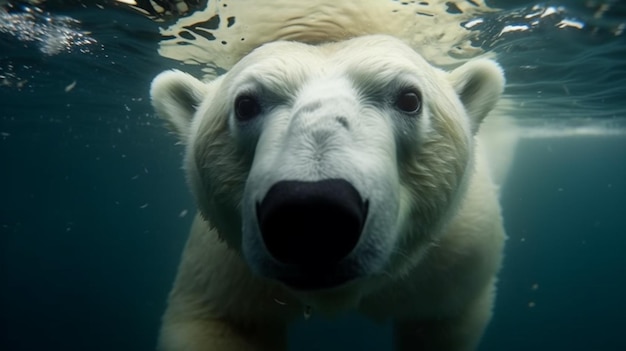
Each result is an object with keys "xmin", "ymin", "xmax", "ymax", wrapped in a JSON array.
[{"xmin": 150, "ymin": 70, "xmax": 208, "ymax": 143}]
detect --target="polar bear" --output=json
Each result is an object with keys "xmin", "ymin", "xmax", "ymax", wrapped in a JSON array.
[{"xmin": 150, "ymin": 35, "xmax": 505, "ymax": 351}]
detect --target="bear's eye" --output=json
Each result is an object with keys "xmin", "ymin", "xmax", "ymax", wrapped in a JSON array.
[
  {"xmin": 235, "ymin": 95, "xmax": 261, "ymax": 121},
  {"xmin": 395, "ymin": 91, "xmax": 422, "ymax": 114}
]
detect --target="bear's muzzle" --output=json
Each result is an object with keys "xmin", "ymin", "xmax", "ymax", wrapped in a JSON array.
[{"xmin": 256, "ymin": 179, "xmax": 368, "ymax": 289}]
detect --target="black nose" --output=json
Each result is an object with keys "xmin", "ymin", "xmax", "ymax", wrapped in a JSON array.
[{"xmin": 257, "ymin": 179, "xmax": 367, "ymax": 268}]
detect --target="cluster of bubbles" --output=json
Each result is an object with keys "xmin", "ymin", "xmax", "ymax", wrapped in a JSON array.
[{"xmin": 0, "ymin": 1, "xmax": 97, "ymax": 55}]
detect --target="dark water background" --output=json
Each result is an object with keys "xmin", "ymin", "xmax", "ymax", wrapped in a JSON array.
[{"xmin": 1, "ymin": 0, "xmax": 625, "ymax": 350}]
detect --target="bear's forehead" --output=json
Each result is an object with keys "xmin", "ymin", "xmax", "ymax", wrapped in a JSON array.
[{"xmin": 227, "ymin": 36, "xmax": 438, "ymax": 95}]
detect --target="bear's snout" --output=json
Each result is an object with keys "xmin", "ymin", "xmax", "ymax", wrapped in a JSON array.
[{"xmin": 257, "ymin": 179, "xmax": 367, "ymax": 271}]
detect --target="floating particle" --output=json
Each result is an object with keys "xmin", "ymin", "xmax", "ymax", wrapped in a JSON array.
[
  {"xmin": 179, "ymin": 209, "xmax": 188, "ymax": 218},
  {"xmin": 273, "ymin": 298, "xmax": 287, "ymax": 306},
  {"xmin": 64, "ymin": 80, "xmax": 76, "ymax": 92}
]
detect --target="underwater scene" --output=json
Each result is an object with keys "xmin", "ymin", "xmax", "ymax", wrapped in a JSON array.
[{"xmin": 1, "ymin": 0, "xmax": 625, "ymax": 350}]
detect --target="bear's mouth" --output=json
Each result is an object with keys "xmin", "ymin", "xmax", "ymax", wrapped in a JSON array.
[{"xmin": 256, "ymin": 178, "xmax": 368, "ymax": 290}]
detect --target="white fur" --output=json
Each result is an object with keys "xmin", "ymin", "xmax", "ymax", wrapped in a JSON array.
[{"xmin": 150, "ymin": 35, "xmax": 506, "ymax": 351}]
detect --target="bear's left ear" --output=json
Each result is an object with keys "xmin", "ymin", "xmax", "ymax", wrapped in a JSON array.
[
  {"xmin": 448, "ymin": 59, "xmax": 505, "ymax": 134},
  {"xmin": 150, "ymin": 70, "xmax": 208, "ymax": 143}
]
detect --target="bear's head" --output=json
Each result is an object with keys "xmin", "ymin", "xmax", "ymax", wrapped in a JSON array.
[{"xmin": 151, "ymin": 35, "xmax": 503, "ymax": 294}]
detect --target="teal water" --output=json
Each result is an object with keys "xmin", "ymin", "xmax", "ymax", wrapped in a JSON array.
[{"xmin": 1, "ymin": 1, "xmax": 625, "ymax": 350}]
